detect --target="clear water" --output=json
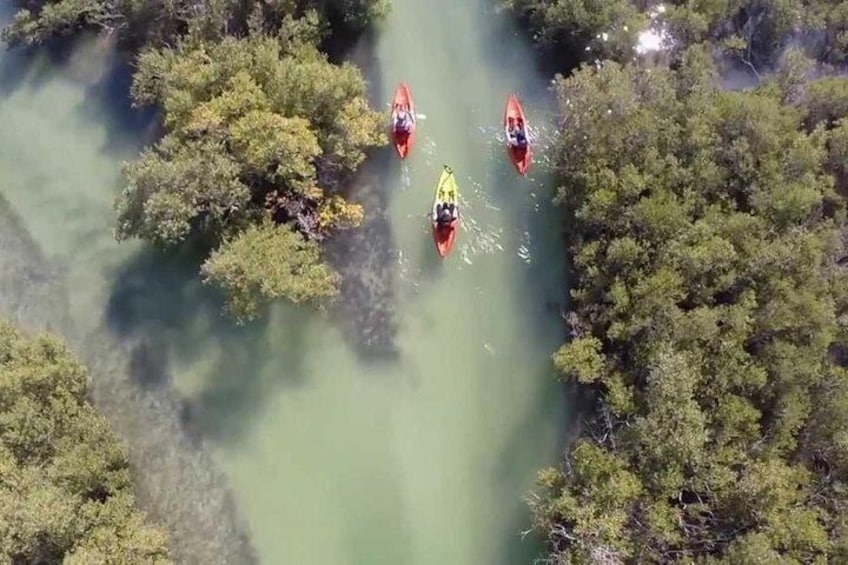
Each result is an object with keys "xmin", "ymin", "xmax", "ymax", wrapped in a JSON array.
[{"xmin": 0, "ymin": 0, "xmax": 569, "ymax": 562}]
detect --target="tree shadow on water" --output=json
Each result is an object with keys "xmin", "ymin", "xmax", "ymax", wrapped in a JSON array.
[
  {"xmin": 77, "ymin": 49, "xmax": 159, "ymax": 153},
  {"xmin": 0, "ymin": 38, "xmax": 75, "ymax": 98},
  {"xmin": 326, "ymin": 148, "xmax": 404, "ymax": 366},
  {"xmin": 179, "ymin": 306, "xmax": 311, "ymax": 447},
  {"xmin": 0, "ymin": 24, "xmax": 157, "ymax": 152},
  {"xmin": 105, "ymin": 244, "xmax": 218, "ymax": 339},
  {"xmin": 105, "ymin": 243, "xmax": 309, "ymax": 447}
]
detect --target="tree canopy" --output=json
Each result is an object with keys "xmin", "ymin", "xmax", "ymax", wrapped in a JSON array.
[
  {"xmin": 0, "ymin": 323, "xmax": 171, "ymax": 563},
  {"xmin": 525, "ymin": 41, "xmax": 848, "ymax": 564},
  {"xmin": 114, "ymin": 29, "xmax": 385, "ymax": 318},
  {"xmin": 500, "ymin": 0, "xmax": 848, "ymax": 561},
  {"xmin": 503, "ymin": 0, "xmax": 848, "ymax": 73},
  {"xmin": 2, "ymin": 0, "xmax": 389, "ymax": 50}
]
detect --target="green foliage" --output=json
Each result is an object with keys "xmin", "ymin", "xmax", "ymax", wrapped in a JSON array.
[
  {"xmin": 2, "ymin": 0, "xmax": 390, "ymax": 48},
  {"xmin": 503, "ymin": 0, "xmax": 848, "ymax": 73},
  {"xmin": 531, "ymin": 54, "xmax": 848, "ymax": 563},
  {"xmin": 0, "ymin": 323, "xmax": 171, "ymax": 563},
  {"xmin": 116, "ymin": 32, "xmax": 385, "ymax": 318},
  {"xmin": 552, "ymin": 336, "xmax": 605, "ymax": 384},
  {"xmin": 1, "ymin": 0, "xmax": 113, "ymax": 46},
  {"xmin": 503, "ymin": 0, "xmax": 643, "ymax": 68},
  {"xmin": 200, "ymin": 221, "xmax": 340, "ymax": 323},
  {"xmin": 117, "ymin": 136, "xmax": 253, "ymax": 246}
]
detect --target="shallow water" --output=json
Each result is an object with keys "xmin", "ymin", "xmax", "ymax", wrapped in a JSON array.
[{"xmin": 0, "ymin": 0, "xmax": 569, "ymax": 562}]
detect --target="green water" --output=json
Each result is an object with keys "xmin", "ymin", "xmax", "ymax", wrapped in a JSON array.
[{"xmin": 0, "ymin": 0, "xmax": 568, "ymax": 562}]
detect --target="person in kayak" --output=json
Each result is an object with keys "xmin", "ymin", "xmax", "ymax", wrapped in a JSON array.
[
  {"xmin": 394, "ymin": 108, "xmax": 414, "ymax": 134},
  {"xmin": 507, "ymin": 120, "xmax": 528, "ymax": 149},
  {"xmin": 435, "ymin": 202, "xmax": 458, "ymax": 228}
]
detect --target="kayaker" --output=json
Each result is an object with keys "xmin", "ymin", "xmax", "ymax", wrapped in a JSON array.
[
  {"xmin": 435, "ymin": 203, "xmax": 458, "ymax": 228},
  {"xmin": 394, "ymin": 108, "xmax": 414, "ymax": 134},
  {"xmin": 507, "ymin": 121, "xmax": 528, "ymax": 148}
]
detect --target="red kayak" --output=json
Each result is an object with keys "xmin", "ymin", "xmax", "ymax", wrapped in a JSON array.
[
  {"xmin": 433, "ymin": 224, "xmax": 458, "ymax": 257},
  {"xmin": 504, "ymin": 94, "xmax": 531, "ymax": 175},
  {"xmin": 391, "ymin": 83, "xmax": 416, "ymax": 159}
]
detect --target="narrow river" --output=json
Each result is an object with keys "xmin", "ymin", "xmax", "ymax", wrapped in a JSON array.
[{"xmin": 0, "ymin": 0, "xmax": 567, "ymax": 562}]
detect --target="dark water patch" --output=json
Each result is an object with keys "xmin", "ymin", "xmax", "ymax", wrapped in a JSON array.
[
  {"xmin": 77, "ymin": 49, "xmax": 159, "ymax": 152},
  {"xmin": 326, "ymin": 150, "xmax": 401, "ymax": 364},
  {"xmin": 128, "ymin": 338, "xmax": 169, "ymax": 388},
  {"xmin": 0, "ymin": 43, "xmax": 60, "ymax": 98},
  {"xmin": 319, "ymin": 25, "xmax": 405, "ymax": 364},
  {"xmin": 179, "ymin": 306, "xmax": 311, "ymax": 445},
  {"xmin": 484, "ymin": 95, "xmax": 572, "ymax": 564},
  {"xmin": 477, "ymin": 2, "xmax": 553, "ymax": 92},
  {"xmin": 0, "ymin": 30, "xmax": 94, "ymax": 97},
  {"xmin": 105, "ymin": 242, "xmax": 312, "ymax": 445},
  {"xmin": 495, "ymin": 379, "xmax": 568, "ymax": 564},
  {"xmin": 105, "ymin": 245, "xmax": 220, "ymax": 338}
]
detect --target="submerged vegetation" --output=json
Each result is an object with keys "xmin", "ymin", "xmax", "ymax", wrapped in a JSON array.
[
  {"xmin": 0, "ymin": 323, "xmax": 171, "ymax": 562},
  {"xmin": 502, "ymin": 0, "xmax": 848, "ymax": 563},
  {"xmin": 3, "ymin": 0, "xmax": 389, "ymax": 322}
]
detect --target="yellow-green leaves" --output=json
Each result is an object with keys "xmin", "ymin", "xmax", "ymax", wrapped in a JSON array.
[
  {"xmin": 553, "ymin": 336, "xmax": 605, "ymax": 384},
  {"xmin": 229, "ymin": 111, "xmax": 322, "ymax": 196},
  {"xmin": 201, "ymin": 222, "xmax": 340, "ymax": 323},
  {"xmin": 0, "ymin": 324, "xmax": 171, "ymax": 563},
  {"xmin": 118, "ymin": 137, "xmax": 251, "ymax": 246}
]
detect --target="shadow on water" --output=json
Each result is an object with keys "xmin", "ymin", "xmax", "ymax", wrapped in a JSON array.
[
  {"xmin": 0, "ymin": 34, "xmax": 78, "ymax": 98},
  {"xmin": 496, "ymin": 382, "xmax": 569, "ymax": 563},
  {"xmin": 77, "ymin": 48, "xmax": 159, "ymax": 150},
  {"xmin": 326, "ymin": 147, "xmax": 402, "ymax": 364},
  {"xmin": 322, "ymin": 30, "xmax": 408, "ymax": 365},
  {"xmin": 105, "ymin": 244, "xmax": 218, "ymax": 339},
  {"xmin": 0, "ymin": 14, "xmax": 256, "ymax": 562},
  {"xmin": 180, "ymin": 305, "xmax": 312, "ymax": 445},
  {"xmin": 0, "ymin": 30, "xmax": 158, "ymax": 153},
  {"xmin": 105, "ymin": 243, "xmax": 310, "ymax": 445},
  {"xmin": 477, "ymin": 1, "xmax": 573, "ymax": 551}
]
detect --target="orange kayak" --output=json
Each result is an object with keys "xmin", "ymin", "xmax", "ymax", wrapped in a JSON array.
[
  {"xmin": 433, "ymin": 224, "xmax": 457, "ymax": 258},
  {"xmin": 504, "ymin": 94, "xmax": 531, "ymax": 175},
  {"xmin": 391, "ymin": 83, "xmax": 416, "ymax": 159}
]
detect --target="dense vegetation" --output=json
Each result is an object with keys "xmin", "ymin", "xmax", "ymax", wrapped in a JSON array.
[
  {"xmin": 0, "ymin": 323, "xmax": 170, "ymax": 562},
  {"xmin": 2, "ymin": 0, "xmax": 389, "ymax": 50},
  {"xmin": 502, "ymin": 0, "xmax": 848, "ymax": 563},
  {"xmin": 504, "ymin": 0, "xmax": 848, "ymax": 72},
  {"xmin": 3, "ymin": 0, "xmax": 388, "ymax": 322}
]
